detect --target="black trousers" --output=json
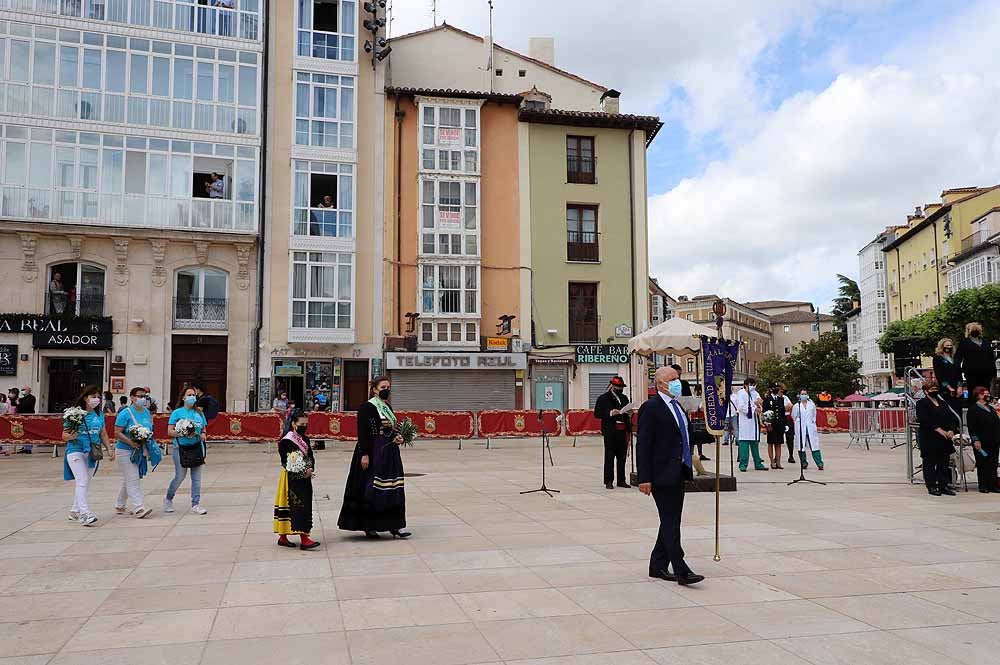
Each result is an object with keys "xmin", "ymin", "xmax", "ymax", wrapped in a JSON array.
[
  {"xmin": 650, "ymin": 482, "xmax": 691, "ymax": 577},
  {"xmin": 922, "ymin": 449, "xmax": 952, "ymax": 492},
  {"xmin": 603, "ymin": 430, "xmax": 628, "ymax": 485},
  {"xmin": 785, "ymin": 420, "xmax": 795, "ymax": 460},
  {"xmin": 976, "ymin": 446, "xmax": 999, "ymax": 491}
]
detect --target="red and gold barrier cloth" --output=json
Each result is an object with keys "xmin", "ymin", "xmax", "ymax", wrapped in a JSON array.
[
  {"xmin": 396, "ymin": 411, "xmax": 474, "ymax": 439},
  {"xmin": 565, "ymin": 410, "xmax": 602, "ymax": 436},
  {"xmin": 817, "ymin": 408, "xmax": 849, "ymax": 432},
  {"xmin": 0, "ymin": 415, "xmax": 67, "ymax": 444},
  {"xmin": 304, "ymin": 411, "xmax": 359, "ymax": 441},
  {"xmin": 477, "ymin": 410, "xmax": 562, "ymax": 437},
  {"xmin": 0, "ymin": 413, "xmax": 283, "ymax": 444}
]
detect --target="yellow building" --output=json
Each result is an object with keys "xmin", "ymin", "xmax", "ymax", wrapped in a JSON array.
[{"xmin": 883, "ymin": 185, "xmax": 1000, "ymax": 324}]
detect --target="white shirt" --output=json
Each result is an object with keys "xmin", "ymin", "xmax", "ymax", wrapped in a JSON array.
[{"xmin": 658, "ymin": 391, "xmax": 688, "ymax": 432}]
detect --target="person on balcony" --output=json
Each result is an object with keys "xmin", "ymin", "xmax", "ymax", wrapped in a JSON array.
[
  {"xmin": 317, "ymin": 195, "xmax": 336, "ymax": 208},
  {"xmin": 48, "ymin": 272, "xmax": 68, "ymax": 315},
  {"xmin": 206, "ymin": 173, "xmax": 225, "ymax": 199}
]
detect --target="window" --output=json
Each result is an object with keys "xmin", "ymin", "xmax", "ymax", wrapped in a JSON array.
[
  {"xmin": 174, "ymin": 267, "xmax": 227, "ymax": 329},
  {"xmin": 784, "ymin": 347, "xmax": 791, "ymax": 354},
  {"xmin": 686, "ymin": 314, "xmax": 693, "ymax": 321},
  {"xmin": 568, "ymin": 282, "xmax": 598, "ymax": 343},
  {"xmin": 876, "ymin": 288, "xmax": 885, "ymax": 298},
  {"xmin": 420, "ymin": 320, "xmax": 479, "ymax": 345},
  {"xmin": 567, "ymin": 136, "xmax": 595, "ymax": 184},
  {"xmin": 686, "ymin": 358, "xmax": 695, "ymax": 374},
  {"xmin": 297, "ymin": 0, "xmax": 356, "ymax": 61},
  {"xmin": 518, "ymin": 69, "xmax": 526, "ymax": 77},
  {"xmin": 874, "ymin": 260, "xmax": 883, "ymax": 270},
  {"xmin": 0, "ymin": 125, "xmax": 259, "ymax": 231},
  {"xmin": 811, "ymin": 323, "xmax": 820, "ymax": 332},
  {"xmin": 420, "ymin": 179, "xmax": 478, "ymax": 256},
  {"xmin": 6, "ymin": 28, "xmax": 259, "ymax": 135},
  {"xmin": 295, "ymin": 73, "xmax": 355, "ymax": 148},
  {"xmin": 651, "ymin": 295, "xmax": 663, "ymax": 324},
  {"xmin": 47, "ymin": 262, "xmax": 104, "ymax": 316},
  {"xmin": 665, "ymin": 354, "xmax": 675, "ymax": 366},
  {"xmin": 421, "ymin": 105, "xmax": 479, "ymax": 174},
  {"xmin": 566, "ymin": 204, "xmax": 598, "ymax": 262},
  {"xmin": 293, "ymin": 160, "xmax": 353, "ymax": 238},
  {"xmin": 291, "ymin": 251, "xmax": 353, "ymax": 329},
  {"xmin": 494, "ymin": 69, "xmax": 503, "ymax": 76},
  {"xmin": 782, "ymin": 325, "xmax": 790, "ymax": 333},
  {"xmin": 421, "ymin": 264, "xmax": 478, "ymax": 315}
]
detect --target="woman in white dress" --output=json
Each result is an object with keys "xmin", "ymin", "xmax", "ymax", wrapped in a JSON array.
[{"xmin": 791, "ymin": 389, "xmax": 824, "ymax": 470}]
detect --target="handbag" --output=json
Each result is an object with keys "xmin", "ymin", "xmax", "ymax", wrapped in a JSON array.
[
  {"xmin": 178, "ymin": 441, "xmax": 205, "ymax": 468},
  {"xmin": 87, "ymin": 426, "xmax": 103, "ymax": 462}
]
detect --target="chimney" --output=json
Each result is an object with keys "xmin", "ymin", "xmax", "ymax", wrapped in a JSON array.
[
  {"xmin": 528, "ymin": 37, "xmax": 554, "ymax": 66},
  {"xmin": 600, "ymin": 89, "xmax": 621, "ymax": 114}
]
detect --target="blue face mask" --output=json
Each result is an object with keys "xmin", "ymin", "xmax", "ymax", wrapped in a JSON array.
[
  {"xmin": 799, "ymin": 394, "xmax": 809, "ymax": 401},
  {"xmin": 184, "ymin": 395, "xmax": 197, "ymax": 407},
  {"xmin": 667, "ymin": 379, "xmax": 683, "ymax": 397}
]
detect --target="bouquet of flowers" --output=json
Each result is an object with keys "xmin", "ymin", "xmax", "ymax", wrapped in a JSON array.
[
  {"xmin": 285, "ymin": 450, "xmax": 313, "ymax": 477},
  {"xmin": 761, "ymin": 410, "xmax": 776, "ymax": 433},
  {"xmin": 127, "ymin": 424, "xmax": 153, "ymax": 446},
  {"xmin": 62, "ymin": 406, "xmax": 87, "ymax": 433},
  {"xmin": 174, "ymin": 418, "xmax": 196, "ymax": 438},
  {"xmin": 397, "ymin": 417, "xmax": 418, "ymax": 447}
]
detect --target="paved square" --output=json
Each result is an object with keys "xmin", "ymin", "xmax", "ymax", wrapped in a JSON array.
[{"xmin": 1, "ymin": 434, "xmax": 998, "ymax": 664}]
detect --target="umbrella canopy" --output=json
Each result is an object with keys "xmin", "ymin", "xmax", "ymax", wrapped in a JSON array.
[
  {"xmin": 873, "ymin": 391, "xmax": 904, "ymax": 401},
  {"xmin": 627, "ymin": 317, "xmax": 719, "ymax": 356},
  {"xmin": 839, "ymin": 394, "xmax": 873, "ymax": 403}
]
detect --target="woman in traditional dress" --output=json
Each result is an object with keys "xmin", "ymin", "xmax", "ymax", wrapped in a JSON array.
[
  {"xmin": 337, "ymin": 376, "xmax": 411, "ymax": 539},
  {"xmin": 274, "ymin": 410, "xmax": 320, "ymax": 550}
]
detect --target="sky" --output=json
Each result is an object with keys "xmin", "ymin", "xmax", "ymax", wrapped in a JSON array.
[{"xmin": 389, "ymin": 0, "xmax": 1000, "ymax": 312}]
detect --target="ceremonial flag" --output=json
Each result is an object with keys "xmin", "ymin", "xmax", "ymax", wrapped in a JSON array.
[{"xmin": 700, "ymin": 335, "xmax": 740, "ymax": 434}]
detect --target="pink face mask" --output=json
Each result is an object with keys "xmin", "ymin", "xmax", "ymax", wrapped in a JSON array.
[{"xmin": 87, "ymin": 397, "xmax": 101, "ymax": 409}]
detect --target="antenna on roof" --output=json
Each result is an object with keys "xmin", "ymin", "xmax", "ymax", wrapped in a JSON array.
[
  {"xmin": 488, "ymin": 0, "xmax": 495, "ymax": 93},
  {"xmin": 430, "ymin": 0, "xmax": 437, "ymax": 27}
]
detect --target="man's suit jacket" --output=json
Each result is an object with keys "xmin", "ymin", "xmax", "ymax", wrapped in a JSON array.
[
  {"xmin": 594, "ymin": 390, "xmax": 631, "ymax": 436},
  {"xmin": 636, "ymin": 394, "xmax": 692, "ymax": 487}
]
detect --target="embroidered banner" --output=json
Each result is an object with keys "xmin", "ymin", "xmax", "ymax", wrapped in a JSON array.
[
  {"xmin": 700, "ymin": 335, "xmax": 740, "ymax": 434},
  {"xmin": 477, "ymin": 410, "xmax": 562, "ymax": 438},
  {"xmin": 816, "ymin": 408, "xmax": 850, "ymax": 432},
  {"xmin": 396, "ymin": 411, "xmax": 474, "ymax": 439},
  {"xmin": 305, "ymin": 411, "xmax": 358, "ymax": 441}
]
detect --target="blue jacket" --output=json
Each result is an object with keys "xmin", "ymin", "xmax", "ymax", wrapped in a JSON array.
[{"xmin": 636, "ymin": 395, "xmax": 693, "ymax": 487}]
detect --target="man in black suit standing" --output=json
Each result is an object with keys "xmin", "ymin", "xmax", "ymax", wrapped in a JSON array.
[
  {"xmin": 593, "ymin": 376, "xmax": 631, "ymax": 490},
  {"xmin": 638, "ymin": 365, "xmax": 704, "ymax": 586}
]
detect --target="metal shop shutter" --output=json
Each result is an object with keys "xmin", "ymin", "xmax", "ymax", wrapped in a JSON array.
[
  {"xmin": 388, "ymin": 370, "xmax": 515, "ymax": 411},
  {"xmin": 588, "ymin": 372, "xmax": 618, "ymax": 408}
]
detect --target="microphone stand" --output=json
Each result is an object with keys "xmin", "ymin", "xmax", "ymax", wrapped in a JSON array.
[
  {"xmin": 788, "ymin": 402, "xmax": 825, "ymax": 487},
  {"xmin": 521, "ymin": 409, "xmax": 559, "ymax": 497}
]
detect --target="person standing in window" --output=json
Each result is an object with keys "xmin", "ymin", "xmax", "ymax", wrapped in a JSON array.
[
  {"xmin": 274, "ymin": 410, "xmax": 320, "ymax": 550},
  {"xmin": 113, "ymin": 387, "xmax": 160, "ymax": 519},
  {"xmin": 967, "ymin": 386, "xmax": 1000, "ymax": 493},
  {"xmin": 62, "ymin": 385, "xmax": 113, "ymax": 526},
  {"xmin": 317, "ymin": 195, "xmax": 335, "ymax": 208},
  {"xmin": 956, "ymin": 322, "xmax": 997, "ymax": 406},
  {"xmin": 915, "ymin": 379, "xmax": 959, "ymax": 496},
  {"xmin": 207, "ymin": 172, "xmax": 225, "ymax": 199},
  {"xmin": 164, "ymin": 387, "xmax": 209, "ymax": 515},
  {"xmin": 48, "ymin": 272, "xmax": 68, "ymax": 315}
]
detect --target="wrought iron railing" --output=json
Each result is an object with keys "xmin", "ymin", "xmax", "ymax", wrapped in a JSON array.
[
  {"xmin": 173, "ymin": 298, "xmax": 227, "ymax": 330},
  {"xmin": 44, "ymin": 292, "xmax": 104, "ymax": 317},
  {"xmin": 567, "ymin": 231, "xmax": 600, "ymax": 262}
]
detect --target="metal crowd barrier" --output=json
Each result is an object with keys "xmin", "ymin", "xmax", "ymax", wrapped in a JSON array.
[{"xmin": 847, "ymin": 407, "xmax": 908, "ymax": 450}]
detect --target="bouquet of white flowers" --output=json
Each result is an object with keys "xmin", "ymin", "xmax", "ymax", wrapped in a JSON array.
[
  {"xmin": 398, "ymin": 417, "xmax": 418, "ymax": 447},
  {"xmin": 128, "ymin": 424, "xmax": 153, "ymax": 446},
  {"xmin": 174, "ymin": 418, "xmax": 196, "ymax": 438},
  {"xmin": 285, "ymin": 450, "xmax": 313, "ymax": 476},
  {"xmin": 761, "ymin": 410, "xmax": 776, "ymax": 422},
  {"xmin": 62, "ymin": 406, "xmax": 87, "ymax": 433}
]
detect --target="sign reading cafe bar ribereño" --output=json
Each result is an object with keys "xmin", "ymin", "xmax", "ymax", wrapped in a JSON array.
[
  {"xmin": 574, "ymin": 344, "xmax": 629, "ymax": 364},
  {"xmin": 0, "ymin": 314, "xmax": 114, "ymax": 350}
]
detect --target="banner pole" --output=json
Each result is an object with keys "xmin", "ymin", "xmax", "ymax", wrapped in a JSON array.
[{"xmin": 712, "ymin": 301, "xmax": 727, "ymax": 563}]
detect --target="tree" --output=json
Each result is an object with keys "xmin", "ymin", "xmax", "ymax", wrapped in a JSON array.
[
  {"xmin": 831, "ymin": 274, "xmax": 860, "ymax": 334},
  {"xmin": 781, "ymin": 332, "xmax": 862, "ymax": 397},
  {"xmin": 879, "ymin": 284, "xmax": 1000, "ymax": 355},
  {"xmin": 755, "ymin": 355, "xmax": 789, "ymax": 391}
]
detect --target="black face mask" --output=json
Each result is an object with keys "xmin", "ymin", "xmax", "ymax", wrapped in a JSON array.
[
  {"xmin": 295, "ymin": 425, "xmax": 308, "ymax": 436},
  {"xmin": 927, "ymin": 389, "xmax": 939, "ymax": 397},
  {"xmin": 971, "ymin": 330, "xmax": 982, "ymax": 338},
  {"xmin": 378, "ymin": 389, "xmax": 391, "ymax": 401},
  {"xmin": 613, "ymin": 387, "xmax": 623, "ymax": 394},
  {"xmin": 944, "ymin": 348, "xmax": 953, "ymax": 353}
]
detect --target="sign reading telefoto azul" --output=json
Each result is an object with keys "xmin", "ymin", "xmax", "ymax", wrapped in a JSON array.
[
  {"xmin": 386, "ymin": 352, "xmax": 527, "ymax": 370},
  {"xmin": 574, "ymin": 344, "xmax": 629, "ymax": 364},
  {"xmin": 0, "ymin": 314, "xmax": 114, "ymax": 350}
]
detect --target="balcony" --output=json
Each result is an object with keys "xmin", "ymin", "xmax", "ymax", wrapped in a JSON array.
[
  {"xmin": 173, "ymin": 298, "xmax": 228, "ymax": 330},
  {"xmin": 961, "ymin": 230, "xmax": 990, "ymax": 253},
  {"xmin": 568, "ymin": 319, "xmax": 598, "ymax": 343},
  {"xmin": 1, "ymin": 187, "xmax": 257, "ymax": 234},
  {"xmin": 567, "ymin": 231, "xmax": 600, "ymax": 262},
  {"xmin": 567, "ymin": 159, "xmax": 596, "ymax": 184},
  {"xmin": 45, "ymin": 293, "xmax": 105, "ymax": 318}
]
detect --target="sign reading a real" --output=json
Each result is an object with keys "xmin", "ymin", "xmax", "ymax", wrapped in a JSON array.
[{"xmin": 574, "ymin": 344, "xmax": 629, "ymax": 364}]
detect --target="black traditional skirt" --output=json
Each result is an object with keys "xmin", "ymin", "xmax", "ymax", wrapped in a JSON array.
[
  {"xmin": 273, "ymin": 469, "xmax": 313, "ymax": 535},
  {"xmin": 337, "ymin": 435, "xmax": 406, "ymax": 532}
]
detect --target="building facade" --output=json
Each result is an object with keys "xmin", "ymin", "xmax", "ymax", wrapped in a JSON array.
[
  {"xmin": 0, "ymin": 0, "xmax": 263, "ymax": 412},
  {"xmin": 946, "ymin": 208, "xmax": 1000, "ymax": 293},
  {"xmin": 258, "ymin": 0, "xmax": 386, "ymax": 414},
  {"xmin": 855, "ymin": 229, "xmax": 897, "ymax": 392},
  {"xmin": 673, "ymin": 296, "xmax": 771, "ymax": 385},
  {"xmin": 769, "ymin": 311, "xmax": 835, "ymax": 358}
]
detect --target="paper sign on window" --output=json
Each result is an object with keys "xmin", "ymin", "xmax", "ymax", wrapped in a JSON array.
[
  {"xmin": 437, "ymin": 210, "xmax": 461, "ymax": 228},
  {"xmin": 437, "ymin": 128, "xmax": 462, "ymax": 146}
]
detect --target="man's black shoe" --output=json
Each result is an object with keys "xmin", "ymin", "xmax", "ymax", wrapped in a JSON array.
[
  {"xmin": 649, "ymin": 569, "xmax": 676, "ymax": 581},
  {"xmin": 928, "ymin": 489, "xmax": 942, "ymax": 496},
  {"xmin": 676, "ymin": 572, "xmax": 705, "ymax": 586},
  {"xmin": 941, "ymin": 487, "xmax": 957, "ymax": 496},
  {"xmin": 605, "ymin": 483, "xmax": 614, "ymax": 490},
  {"xmin": 617, "ymin": 483, "xmax": 631, "ymax": 488}
]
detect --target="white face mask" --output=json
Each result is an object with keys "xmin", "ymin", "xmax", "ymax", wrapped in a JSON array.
[{"xmin": 87, "ymin": 397, "xmax": 101, "ymax": 409}]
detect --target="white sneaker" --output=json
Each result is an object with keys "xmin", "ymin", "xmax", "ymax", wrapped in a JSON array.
[
  {"xmin": 163, "ymin": 498, "xmax": 174, "ymax": 513},
  {"xmin": 79, "ymin": 513, "xmax": 98, "ymax": 526},
  {"xmin": 134, "ymin": 507, "xmax": 152, "ymax": 519},
  {"xmin": 68, "ymin": 511, "xmax": 79, "ymax": 521},
  {"xmin": 191, "ymin": 504, "xmax": 207, "ymax": 515},
  {"xmin": 115, "ymin": 506, "xmax": 131, "ymax": 515}
]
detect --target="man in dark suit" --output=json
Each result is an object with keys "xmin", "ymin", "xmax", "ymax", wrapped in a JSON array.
[
  {"xmin": 593, "ymin": 376, "xmax": 631, "ymax": 489},
  {"xmin": 637, "ymin": 366, "xmax": 704, "ymax": 586}
]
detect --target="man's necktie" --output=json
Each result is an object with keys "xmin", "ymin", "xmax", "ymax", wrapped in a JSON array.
[
  {"xmin": 670, "ymin": 400, "xmax": 692, "ymax": 468},
  {"xmin": 746, "ymin": 392, "xmax": 752, "ymax": 419}
]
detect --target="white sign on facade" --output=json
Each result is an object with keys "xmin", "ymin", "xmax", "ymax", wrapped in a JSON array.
[
  {"xmin": 615, "ymin": 323, "xmax": 633, "ymax": 338},
  {"xmin": 437, "ymin": 210, "xmax": 461, "ymax": 228},
  {"xmin": 386, "ymin": 352, "xmax": 527, "ymax": 370},
  {"xmin": 437, "ymin": 127, "xmax": 462, "ymax": 146}
]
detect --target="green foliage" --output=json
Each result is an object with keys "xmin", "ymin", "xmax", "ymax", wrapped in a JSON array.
[
  {"xmin": 831, "ymin": 274, "xmax": 860, "ymax": 324},
  {"xmin": 775, "ymin": 332, "xmax": 862, "ymax": 397},
  {"xmin": 879, "ymin": 284, "xmax": 1000, "ymax": 354},
  {"xmin": 755, "ymin": 355, "xmax": 789, "ymax": 391}
]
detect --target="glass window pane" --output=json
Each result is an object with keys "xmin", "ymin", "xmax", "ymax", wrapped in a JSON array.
[
  {"xmin": 339, "ymin": 175, "xmax": 352, "ymax": 210},
  {"xmin": 218, "ymin": 64, "xmax": 235, "ymax": 103},
  {"xmin": 337, "ymin": 265, "xmax": 351, "ymax": 299},
  {"xmin": 101, "ymin": 148, "xmax": 123, "ymax": 193},
  {"xmin": 152, "ymin": 57, "xmax": 170, "ymax": 96},
  {"xmin": 292, "ymin": 263, "xmax": 306, "ymax": 299},
  {"xmin": 238, "ymin": 65, "xmax": 257, "ymax": 106},
  {"xmin": 174, "ymin": 59, "xmax": 193, "ymax": 99},
  {"xmin": 197, "ymin": 62, "xmax": 214, "ymax": 101},
  {"xmin": 169, "ymin": 154, "xmax": 190, "ymax": 197},
  {"xmin": 56, "ymin": 147, "xmax": 75, "ymax": 188},
  {"xmin": 28, "ymin": 143, "xmax": 52, "ymax": 188},
  {"xmin": 4, "ymin": 143, "xmax": 26, "ymax": 185},
  {"xmin": 59, "ymin": 46, "xmax": 79, "ymax": 87},
  {"xmin": 148, "ymin": 153, "xmax": 167, "ymax": 195},
  {"xmin": 124, "ymin": 150, "xmax": 147, "ymax": 194},
  {"xmin": 10, "ymin": 41, "xmax": 29, "ymax": 82},
  {"xmin": 340, "ymin": 85, "xmax": 353, "ymax": 121},
  {"xmin": 130, "ymin": 54, "xmax": 148, "ymax": 94},
  {"xmin": 80, "ymin": 148, "xmax": 98, "ymax": 189},
  {"xmin": 85, "ymin": 48, "xmax": 105, "ymax": 89}
]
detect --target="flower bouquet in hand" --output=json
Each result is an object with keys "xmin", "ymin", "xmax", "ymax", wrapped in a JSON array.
[
  {"xmin": 174, "ymin": 418, "xmax": 197, "ymax": 438},
  {"xmin": 285, "ymin": 450, "xmax": 314, "ymax": 478},
  {"xmin": 397, "ymin": 417, "xmax": 418, "ymax": 447},
  {"xmin": 761, "ymin": 410, "xmax": 775, "ymax": 433},
  {"xmin": 62, "ymin": 406, "xmax": 87, "ymax": 433},
  {"xmin": 127, "ymin": 424, "xmax": 153, "ymax": 447}
]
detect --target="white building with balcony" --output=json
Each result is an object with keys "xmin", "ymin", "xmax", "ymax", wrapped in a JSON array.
[
  {"xmin": 856, "ymin": 229, "xmax": 897, "ymax": 392},
  {"xmin": 0, "ymin": 0, "xmax": 263, "ymax": 412},
  {"xmin": 946, "ymin": 208, "xmax": 1000, "ymax": 293}
]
